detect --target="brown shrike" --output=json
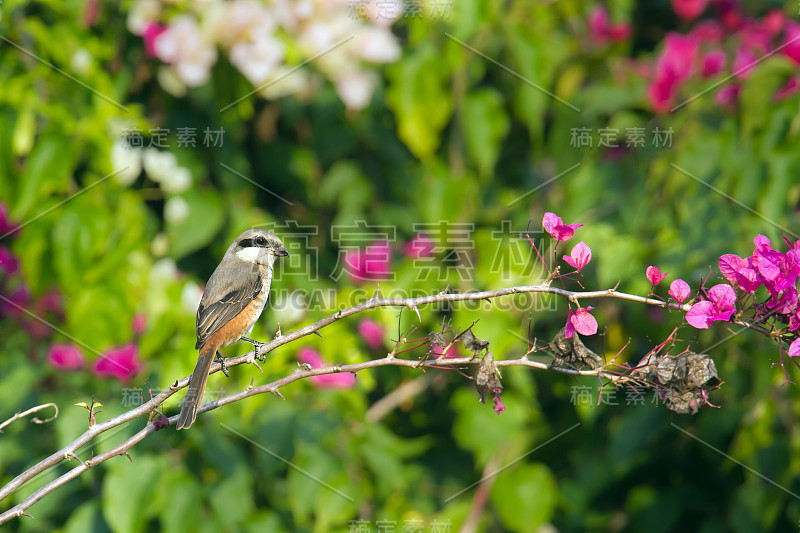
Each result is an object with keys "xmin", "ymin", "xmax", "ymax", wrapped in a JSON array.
[{"xmin": 176, "ymin": 229, "xmax": 288, "ymax": 430}]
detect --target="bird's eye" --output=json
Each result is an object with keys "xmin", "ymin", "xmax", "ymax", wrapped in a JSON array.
[{"xmin": 255, "ymin": 235, "xmax": 267, "ymax": 246}]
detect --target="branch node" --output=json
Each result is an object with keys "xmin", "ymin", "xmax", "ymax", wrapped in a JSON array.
[{"xmin": 269, "ymin": 388, "xmax": 286, "ymax": 400}]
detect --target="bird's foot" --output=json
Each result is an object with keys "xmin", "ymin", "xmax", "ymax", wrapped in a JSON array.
[
  {"xmin": 215, "ymin": 351, "xmax": 230, "ymax": 378},
  {"xmin": 241, "ymin": 336, "xmax": 268, "ymax": 362}
]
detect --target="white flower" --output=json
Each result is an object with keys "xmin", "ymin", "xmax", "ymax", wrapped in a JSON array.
[
  {"xmin": 366, "ymin": 0, "xmax": 403, "ymax": 27},
  {"xmin": 230, "ymin": 34, "xmax": 285, "ymax": 85},
  {"xmin": 335, "ymin": 70, "xmax": 376, "ymax": 110},
  {"xmin": 209, "ymin": 0, "xmax": 276, "ymax": 48},
  {"xmin": 271, "ymin": 0, "xmax": 314, "ymax": 30},
  {"xmin": 181, "ymin": 281, "xmax": 204, "ymax": 314},
  {"xmin": 161, "ymin": 166, "xmax": 192, "ymax": 194},
  {"xmin": 127, "ymin": 0, "xmax": 161, "ymax": 35},
  {"xmin": 70, "ymin": 48, "xmax": 93, "ymax": 75},
  {"xmin": 154, "ymin": 15, "xmax": 217, "ymax": 87},
  {"xmin": 355, "ymin": 27, "xmax": 400, "ymax": 63},
  {"xmin": 258, "ymin": 67, "xmax": 316, "ymax": 100},
  {"xmin": 151, "ymin": 258, "xmax": 178, "ymax": 280},
  {"xmin": 142, "ymin": 148, "xmax": 177, "ymax": 183},
  {"xmin": 164, "ymin": 196, "xmax": 190, "ymax": 224},
  {"xmin": 110, "ymin": 140, "xmax": 142, "ymax": 187},
  {"xmin": 150, "ymin": 233, "xmax": 169, "ymax": 256}
]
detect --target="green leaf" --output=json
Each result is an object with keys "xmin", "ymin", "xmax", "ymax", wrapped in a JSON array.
[
  {"xmin": 451, "ymin": 388, "xmax": 529, "ymax": 465},
  {"xmin": 740, "ymin": 57, "xmax": 794, "ymax": 137},
  {"xmin": 386, "ymin": 44, "xmax": 453, "ymax": 159},
  {"xmin": 489, "ymin": 462, "xmax": 557, "ymax": 532},
  {"xmin": 14, "ymin": 134, "xmax": 74, "ymax": 219},
  {"xmin": 167, "ymin": 189, "xmax": 224, "ymax": 259},
  {"xmin": 462, "ymin": 88, "xmax": 510, "ymax": 178},
  {"xmin": 156, "ymin": 472, "xmax": 203, "ymax": 532},
  {"xmin": 63, "ymin": 500, "xmax": 108, "ymax": 533},
  {"xmin": 102, "ymin": 456, "xmax": 165, "ymax": 533},
  {"xmin": 209, "ymin": 464, "xmax": 255, "ymax": 529}
]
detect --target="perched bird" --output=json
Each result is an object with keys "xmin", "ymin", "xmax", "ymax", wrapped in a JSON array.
[{"xmin": 176, "ymin": 229, "xmax": 288, "ymax": 430}]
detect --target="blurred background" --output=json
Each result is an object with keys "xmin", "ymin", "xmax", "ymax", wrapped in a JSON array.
[{"xmin": 1, "ymin": 0, "xmax": 800, "ymax": 531}]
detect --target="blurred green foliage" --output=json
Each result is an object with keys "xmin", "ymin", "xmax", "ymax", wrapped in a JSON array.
[{"xmin": 1, "ymin": 0, "xmax": 800, "ymax": 532}]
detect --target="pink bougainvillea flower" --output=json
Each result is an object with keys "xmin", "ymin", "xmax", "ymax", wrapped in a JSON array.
[
  {"xmin": 47, "ymin": 343, "xmax": 86, "ymax": 371},
  {"xmin": 774, "ymin": 76, "xmax": 799, "ymax": 102},
  {"xmin": 646, "ymin": 265, "xmax": 668, "ymax": 285},
  {"xmin": 298, "ymin": 347, "xmax": 357, "ymax": 388},
  {"xmin": 542, "ymin": 212, "xmax": 582, "ymax": 242},
  {"xmin": 763, "ymin": 10, "xmax": 786, "ymax": 37},
  {"xmin": 752, "ymin": 234, "xmax": 782, "ymax": 282},
  {"xmin": 648, "ymin": 32, "xmax": 699, "ymax": 112},
  {"xmin": 718, "ymin": 254, "xmax": 761, "ymax": 293},
  {"xmin": 606, "ymin": 24, "xmax": 631, "ymax": 42},
  {"xmin": 343, "ymin": 239, "xmax": 392, "ymax": 282},
  {"xmin": 588, "ymin": 5, "xmax": 609, "ymax": 41},
  {"xmin": 789, "ymin": 338, "xmax": 800, "ymax": 358},
  {"xmin": 657, "ymin": 33, "xmax": 699, "ymax": 83},
  {"xmin": 769, "ymin": 287, "xmax": 798, "ymax": 315},
  {"xmin": 358, "ymin": 319, "xmax": 385, "ymax": 350},
  {"xmin": 132, "ymin": 314, "xmax": 147, "ymax": 336},
  {"xmin": 685, "ymin": 284, "xmax": 736, "ymax": 329},
  {"xmin": 0, "ymin": 285, "xmax": 31, "ymax": 317},
  {"xmin": 142, "ymin": 22, "xmax": 168, "ymax": 58},
  {"xmin": 563, "ymin": 241, "xmax": 592, "ymax": 272},
  {"xmin": 93, "ymin": 343, "xmax": 143, "ymax": 382},
  {"xmin": 691, "ymin": 20, "xmax": 724, "ymax": 44},
  {"xmin": 782, "ymin": 21, "xmax": 800, "ymax": 65},
  {"xmin": 492, "ymin": 388, "xmax": 505, "ymax": 415},
  {"xmin": 671, "ymin": 0, "xmax": 708, "ymax": 20},
  {"xmin": 404, "ymin": 233, "xmax": 435, "ymax": 259},
  {"xmin": 715, "ymin": 84, "xmax": 740, "ymax": 107},
  {"xmin": 565, "ymin": 306, "xmax": 598, "ymax": 338},
  {"xmin": 433, "ymin": 340, "xmax": 463, "ymax": 359},
  {"xmin": 701, "ymin": 50, "xmax": 726, "ymax": 78},
  {"xmin": 648, "ymin": 75, "xmax": 678, "ymax": 114},
  {"xmin": 588, "ymin": 6, "xmax": 630, "ymax": 43},
  {"xmin": 739, "ymin": 20, "xmax": 772, "ymax": 54},
  {"xmin": 732, "ymin": 45, "xmax": 757, "ymax": 79},
  {"xmin": 669, "ymin": 279, "xmax": 691, "ymax": 303},
  {"xmin": 0, "ymin": 246, "xmax": 19, "ymax": 275},
  {"xmin": 39, "ymin": 289, "xmax": 63, "ymax": 315}
]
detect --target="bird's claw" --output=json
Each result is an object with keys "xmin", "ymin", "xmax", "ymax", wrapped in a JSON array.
[
  {"xmin": 241, "ymin": 336, "xmax": 268, "ymax": 362},
  {"xmin": 215, "ymin": 351, "xmax": 230, "ymax": 378}
]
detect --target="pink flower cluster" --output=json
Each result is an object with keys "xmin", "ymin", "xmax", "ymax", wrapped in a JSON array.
[
  {"xmin": 647, "ymin": 7, "xmax": 797, "ymax": 112},
  {"xmin": 588, "ymin": 6, "xmax": 631, "ymax": 44},
  {"xmin": 719, "ymin": 235, "xmax": 800, "ymax": 326},
  {"xmin": 541, "ymin": 212, "xmax": 599, "ymax": 339},
  {"xmin": 343, "ymin": 240, "xmax": 392, "ymax": 283},
  {"xmin": 297, "ymin": 347, "xmax": 357, "ymax": 389},
  {"xmin": 0, "ymin": 212, "xmax": 147, "ymax": 383}
]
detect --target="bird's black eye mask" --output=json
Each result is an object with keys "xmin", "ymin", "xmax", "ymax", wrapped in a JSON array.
[{"xmin": 238, "ymin": 236, "xmax": 269, "ymax": 248}]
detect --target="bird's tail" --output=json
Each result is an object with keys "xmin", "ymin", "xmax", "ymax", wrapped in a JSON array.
[{"xmin": 176, "ymin": 344, "xmax": 216, "ymax": 430}]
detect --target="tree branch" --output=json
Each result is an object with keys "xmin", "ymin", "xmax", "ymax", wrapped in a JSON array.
[{"xmin": 0, "ymin": 282, "xmax": 769, "ymax": 524}]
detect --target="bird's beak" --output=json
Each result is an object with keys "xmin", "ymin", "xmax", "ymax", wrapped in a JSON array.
[{"xmin": 275, "ymin": 246, "xmax": 289, "ymax": 257}]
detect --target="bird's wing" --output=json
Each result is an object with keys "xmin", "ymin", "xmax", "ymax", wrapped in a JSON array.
[{"xmin": 195, "ymin": 261, "xmax": 262, "ymax": 350}]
